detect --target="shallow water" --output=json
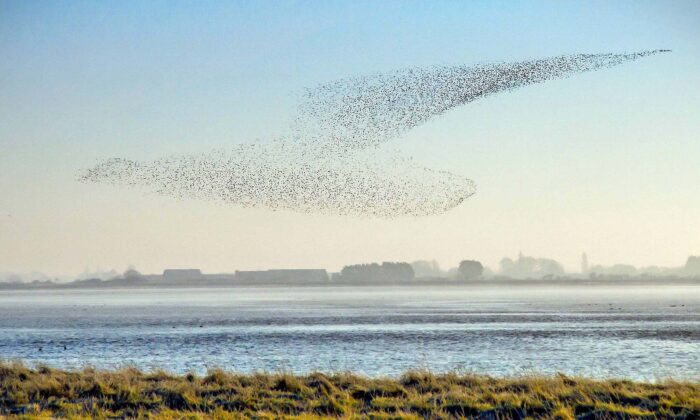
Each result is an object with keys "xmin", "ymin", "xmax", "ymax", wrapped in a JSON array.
[{"xmin": 0, "ymin": 284, "xmax": 698, "ymax": 380}]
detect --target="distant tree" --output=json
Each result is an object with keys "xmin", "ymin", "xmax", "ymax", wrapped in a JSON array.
[
  {"xmin": 606, "ymin": 264, "xmax": 637, "ymax": 277},
  {"xmin": 685, "ymin": 256, "xmax": 700, "ymax": 276},
  {"xmin": 381, "ymin": 262, "xmax": 415, "ymax": 281},
  {"xmin": 539, "ymin": 259, "xmax": 566, "ymax": 277},
  {"xmin": 499, "ymin": 257, "xmax": 515, "ymax": 275},
  {"xmin": 411, "ymin": 260, "xmax": 442, "ymax": 278},
  {"xmin": 458, "ymin": 260, "xmax": 484, "ymax": 280},
  {"xmin": 123, "ymin": 268, "xmax": 144, "ymax": 281},
  {"xmin": 499, "ymin": 253, "xmax": 565, "ymax": 279},
  {"xmin": 340, "ymin": 263, "xmax": 381, "ymax": 281}
]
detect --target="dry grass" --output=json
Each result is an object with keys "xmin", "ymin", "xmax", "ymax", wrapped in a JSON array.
[{"xmin": 0, "ymin": 362, "xmax": 698, "ymax": 418}]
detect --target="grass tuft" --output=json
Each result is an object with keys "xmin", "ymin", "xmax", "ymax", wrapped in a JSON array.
[{"xmin": 0, "ymin": 362, "xmax": 697, "ymax": 418}]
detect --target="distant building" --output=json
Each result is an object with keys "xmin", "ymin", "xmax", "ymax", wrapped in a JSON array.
[
  {"xmin": 234, "ymin": 269, "xmax": 328, "ymax": 283},
  {"xmin": 581, "ymin": 253, "xmax": 589, "ymax": 274},
  {"xmin": 163, "ymin": 269, "xmax": 202, "ymax": 282}
]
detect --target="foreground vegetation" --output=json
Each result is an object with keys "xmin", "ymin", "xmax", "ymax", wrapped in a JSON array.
[{"xmin": 0, "ymin": 362, "xmax": 698, "ymax": 419}]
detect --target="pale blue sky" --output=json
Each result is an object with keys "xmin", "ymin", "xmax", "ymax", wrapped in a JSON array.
[{"xmin": 1, "ymin": 1, "xmax": 699, "ymax": 276}]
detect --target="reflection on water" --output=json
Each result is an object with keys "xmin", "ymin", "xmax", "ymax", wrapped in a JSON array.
[{"xmin": 0, "ymin": 285, "xmax": 698, "ymax": 380}]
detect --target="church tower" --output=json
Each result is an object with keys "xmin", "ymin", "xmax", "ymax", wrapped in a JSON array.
[{"xmin": 581, "ymin": 252, "xmax": 589, "ymax": 274}]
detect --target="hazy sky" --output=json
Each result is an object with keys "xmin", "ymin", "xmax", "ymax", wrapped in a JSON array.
[{"xmin": 1, "ymin": 1, "xmax": 699, "ymax": 277}]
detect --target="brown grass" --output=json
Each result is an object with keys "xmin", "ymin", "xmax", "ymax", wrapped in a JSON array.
[{"xmin": 0, "ymin": 362, "xmax": 698, "ymax": 418}]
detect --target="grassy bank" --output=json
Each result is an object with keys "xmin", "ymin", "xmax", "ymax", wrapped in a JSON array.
[{"xmin": 0, "ymin": 362, "xmax": 698, "ymax": 419}]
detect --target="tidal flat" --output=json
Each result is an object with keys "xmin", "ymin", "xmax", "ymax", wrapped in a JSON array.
[{"xmin": 1, "ymin": 285, "xmax": 698, "ymax": 379}]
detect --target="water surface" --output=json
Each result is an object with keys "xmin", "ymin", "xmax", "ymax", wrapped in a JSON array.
[{"xmin": 0, "ymin": 284, "xmax": 698, "ymax": 380}]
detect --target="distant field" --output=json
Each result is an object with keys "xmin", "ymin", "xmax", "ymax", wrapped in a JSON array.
[{"xmin": 0, "ymin": 362, "xmax": 698, "ymax": 419}]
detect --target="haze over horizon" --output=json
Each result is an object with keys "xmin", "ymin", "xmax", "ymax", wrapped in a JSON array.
[
  {"xmin": 2, "ymin": 1, "xmax": 699, "ymax": 277},
  {"xmin": 3, "ymin": 251, "xmax": 699, "ymax": 283}
]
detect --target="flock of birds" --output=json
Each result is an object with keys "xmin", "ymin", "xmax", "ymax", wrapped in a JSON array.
[
  {"xmin": 80, "ymin": 50, "xmax": 667, "ymax": 217},
  {"xmin": 84, "ymin": 146, "xmax": 476, "ymax": 217}
]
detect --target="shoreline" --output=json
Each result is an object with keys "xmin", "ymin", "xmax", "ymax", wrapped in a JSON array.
[
  {"xmin": 2, "ymin": 277, "xmax": 699, "ymax": 291},
  {"xmin": 1, "ymin": 363, "xmax": 698, "ymax": 418}
]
